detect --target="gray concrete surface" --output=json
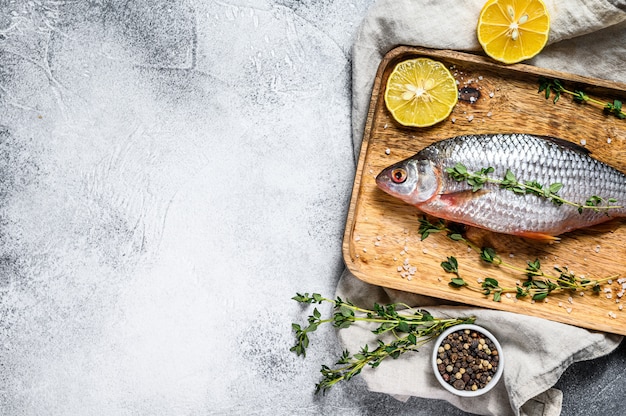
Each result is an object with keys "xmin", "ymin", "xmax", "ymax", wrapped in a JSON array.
[{"xmin": 0, "ymin": 1, "xmax": 623, "ymax": 414}]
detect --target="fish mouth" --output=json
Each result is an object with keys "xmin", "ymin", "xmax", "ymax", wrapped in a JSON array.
[{"xmin": 375, "ymin": 169, "xmax": 394, "ymax": 194}]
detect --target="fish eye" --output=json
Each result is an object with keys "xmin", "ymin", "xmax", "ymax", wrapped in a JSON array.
[{"xmin": 391, "ymin": 168, "xmax": 407, "ymax": 183}]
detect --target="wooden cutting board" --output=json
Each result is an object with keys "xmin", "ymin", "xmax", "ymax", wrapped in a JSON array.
[{"xmin": 343, "ymin": 46, "xmax": 626, "ymax": 335}]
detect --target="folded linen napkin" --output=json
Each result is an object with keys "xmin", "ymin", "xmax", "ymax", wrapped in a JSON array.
[{"xmin": 338, "ymin": 1, "xmax": 626, "ymax": 415}]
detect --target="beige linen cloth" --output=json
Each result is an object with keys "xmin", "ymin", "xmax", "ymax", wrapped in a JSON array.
[{"xmin": 337, "ymin": 1, "xmax": 626, "ymax": 415}]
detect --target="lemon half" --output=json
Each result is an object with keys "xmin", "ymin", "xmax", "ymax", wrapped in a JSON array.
[
  {"xmin": 384, "ymin": 58, "xmax": 458, "ymax": 128},
  {"xmin": 477, "ymin": 0, "xmax": 550, "ymax": 64}
]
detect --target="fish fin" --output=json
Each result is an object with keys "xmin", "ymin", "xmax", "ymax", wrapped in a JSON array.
[
  {"xmin": 439, "ymin": 189, "xmax": 490, "ymax": 205},
  {"xmin": 517, "ymin": 231, "xmax": 561, "ymax": 243},
  {"xmin": 540, "ymin": 135, "xmax": 591, "ymax": 155}
]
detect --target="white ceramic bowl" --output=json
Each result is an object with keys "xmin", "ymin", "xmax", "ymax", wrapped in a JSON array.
[{"xmin": 431, "ymin": 324, "xmax": 504, "ymax": 397}]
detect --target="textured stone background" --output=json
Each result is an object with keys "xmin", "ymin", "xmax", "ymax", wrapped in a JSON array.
[{"xmin": 0, "ymin": 1, "xmax": 624, "ymax": 415}]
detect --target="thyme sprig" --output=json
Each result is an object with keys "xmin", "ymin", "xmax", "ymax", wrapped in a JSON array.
[
  {"xmin": 538, "ymin": 77, "xmax": 626, "ymax": 120},
  {"xmin": 291, "ymin": 293, "xmax": 475, "ymax": 394},
  {"xmin": 445, "ymin": 163, "xmax": 622, "ymax": 213},
  {"xmin": 419, "ymin": 217, "xmax": 614, "ymax": 302}
]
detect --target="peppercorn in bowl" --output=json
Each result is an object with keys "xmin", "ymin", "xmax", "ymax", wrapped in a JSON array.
[{"xmin": 431, "ymin": 324, "xmax": 504, "ymax": 397}]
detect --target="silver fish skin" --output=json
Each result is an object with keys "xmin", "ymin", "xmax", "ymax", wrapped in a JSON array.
[{"xmin": 376, "ymin": 133, "xmax": 626, "ymax": 238}]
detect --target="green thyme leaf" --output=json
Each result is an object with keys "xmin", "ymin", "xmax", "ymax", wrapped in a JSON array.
[
  {"xmin": 449, "ymin": 277, "xmax": 467, "ymax": 288},
  {"xmin": 441, "ymin": 256, "xmax": 459, "ymax": 275}
]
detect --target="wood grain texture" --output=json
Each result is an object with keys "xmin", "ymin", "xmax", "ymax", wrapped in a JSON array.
[{"xmin": 343, "ymin": 46, "xmax": 626, "ymax": 335}]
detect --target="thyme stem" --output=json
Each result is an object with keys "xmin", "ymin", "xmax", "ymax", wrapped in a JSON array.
[
  {"xmin": 445, "ymin": 163, "xmax": 622, "ymax": 213},
  {"xmin": 420, "ymin": 217, "xmax": 615, "ymax": 302},
  {"xmin": 538, "ymin": 77, "xmax": 626, "ymax": 120},
  {"xmin": 290, "ymin": 293, "xmax": 475, "ymax": 393}
]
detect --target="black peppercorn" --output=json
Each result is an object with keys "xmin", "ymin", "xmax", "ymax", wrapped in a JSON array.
[{"xmin": 436, "ymin": 329, "xmax": 500, "ymax": 391}]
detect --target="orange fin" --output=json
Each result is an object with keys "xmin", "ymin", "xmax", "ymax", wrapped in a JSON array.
[{"xmin": 517, "ymin": 231, "xmax": 561, "ymax": 243}]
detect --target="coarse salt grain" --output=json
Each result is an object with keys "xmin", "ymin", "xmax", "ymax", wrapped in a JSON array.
[
  {"xmin": 620, "ymin": 304, "xmax": 624, "ymax": 311},
  {"xmin": 467, "ymin": 115, "xmax": 474, "ymax": 122},
  {"xmin": 568, "ymin": 296, "xmax": 573, "ymax": 304},
  {"xmin": 451, "ymin": 117, "xmax": 456, "ymax": 123},
  {"xmin": 374, "ymin": 242, "xmax": 380, "ymax": 247},
  {"xmin": 487, "ymin": 111, "xmax": 492, "ymax": 117},
  {"xmin": 363, "ymin": 248, "xmax": 367, "ymax": 253},
  {"xmin": 397, "ymin": 266, "xmax": 403, "ymax": 272},
  {"xmin": 595, "ymin": 245, "xmax": 601, "ymax": 253},
  {"xmin": 489, "ymin": 92, "xmax": 494, "ymax": 98},
  {"xmin": 355, "ymin": 236, "xmax": 360, "ymax": 241},
  {"xmin": 608, "ymin": 138, "xmax": 612, "ymax": 144},
  {"xmin": 580, "ymin": 139, "xmax": 587, "ymax": 146},
  {"xmin": 566, "ymin": 308, "xmax": 572, "ymax": 314},
  {"xmin": 422, "ymin": 248, "xmax": 428, "ymax": 254}
]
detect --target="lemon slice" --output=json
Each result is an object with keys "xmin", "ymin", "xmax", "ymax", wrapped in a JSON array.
[
  {"xmin": 384, "ymin": 58, "xmax": 458, "ymax": 128},
  {"xmin": 477, "ymin": 0, "xmax": 550, "ymax": 64}
]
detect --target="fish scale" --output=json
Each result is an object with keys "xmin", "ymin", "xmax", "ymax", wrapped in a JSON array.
[{"xmin": 376, "ymin": 133, "xmax": 626, "ymax": 238}]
